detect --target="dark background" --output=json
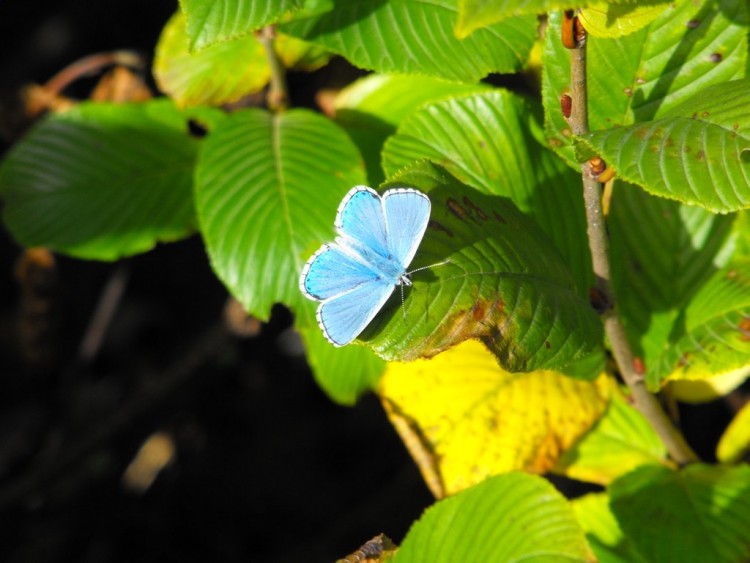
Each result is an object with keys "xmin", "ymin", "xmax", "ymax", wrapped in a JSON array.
[
  {"xmin": 0, "ymin": 1, "xmax": 737, "ymax": 562},
  {"xmin": 0, "ymin": 1, "xmax": 432, "ymax": 561}
]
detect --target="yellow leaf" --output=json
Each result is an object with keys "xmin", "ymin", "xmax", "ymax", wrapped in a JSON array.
[
  {"xmin": 667, "ymin": 367, "xmax": 750, "ymax": 404},
  {"xmin": 154, "ymin": 11, "xmax": 270, "ymax": 108},
  {"xmin": 717, "ymin": 399, "xmax": 750, "ymax": 464},
  {"xmin": 379, "ymin": 340, "xmax": 610, "ymax": 497}
]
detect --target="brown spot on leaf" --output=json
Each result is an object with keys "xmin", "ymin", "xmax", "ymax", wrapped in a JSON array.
[
  {"xmin": 701, "ymin": 111, "xmax": 710, "ymax": 118},
  {"xmin": 544, "ymin": 341, "xmax": 551, "ymax": 350},
  {"xmin": 739, "ymin": 318, "xmax": 750, "ymax": 342},
  {"xmin": 695, "ymin": 150, "xmax": 705, "ymax": 161},
  {"xmin": 446, "ymin": 198, "xmax": 467, "ymax": 220},
  {"xmin": 493, "ymin": 211, "xmax": 507, "ymax": 224},
  {"xmin": 429, "ymin": 219, "xmax": 453, "ymax": 237},
  {"xmin": 725, "ymin": 269, "xmax": 738, "ymax": 280},
  {"xmin": 635, "ymin": 126, "xmax": 650, "ymax": 140},
  {"xmin": 624, "ymin": 87, "xmax": 633, "ymax": 97},
  {"xmin": 463, "ymin": 197, "xmax": 488, "ymax": 221},
  {"xmin": 678, "ymin": 353, "xmax": 690, "ymax": 367},
  {"xmin": 709, "ymin": 52, "xmax": 722, "ymax": 63},
  {"xmin": 686, "ymin": 19, "xmax": 700, "ymax": 29}
]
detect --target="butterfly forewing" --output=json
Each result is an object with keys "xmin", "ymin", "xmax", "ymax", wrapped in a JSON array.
[
  {"xmin": 317, "ymin": 279, "xmax": 396, "ymax": 346},
  {"xmin": 335, "ymin": 187, "xmax": 390, "ymax": 261},
  {"xmin": 300, "ymin": 244, "xmax": 380, "ymax": 301},
  {"xmin": 383, "ymin": 189, "xmax": 431, "ymax": 270}
]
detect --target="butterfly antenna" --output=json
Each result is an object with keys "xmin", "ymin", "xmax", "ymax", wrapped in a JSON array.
[
  {"xmin": 407, "ymin": 259, "xmax": 452, "ymax": 276},
  {"xmin": 401, "ymin": 283, "xmax": 407, "ymax": 322}
]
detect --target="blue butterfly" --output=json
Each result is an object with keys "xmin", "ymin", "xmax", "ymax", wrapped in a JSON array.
[{"xmin": 299, "ymin": 185, "xmax": 432, "ymax": 347}]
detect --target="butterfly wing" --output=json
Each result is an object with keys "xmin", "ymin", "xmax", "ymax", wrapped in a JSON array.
[
  {"xmin": 317, "ymin": 279, "xmax": 396, "ymax": 346},
  {"xmin": 383, "ymin": 188, "xmax": 431, "ymax": 270},
  {"xmin": 335, "ymin": 186, "xmax": 390, "ymax": 260},
  {"xmin": 300, "ymin": 243, "xmax": 379, "ymax": 301}
]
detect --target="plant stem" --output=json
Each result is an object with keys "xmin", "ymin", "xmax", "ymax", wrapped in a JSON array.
[
  {"xmin": 258, "ymin": 25, "xmax": 288, "ymax": 112},
  {"xmin": 566, "ymin": 18, "xmax": 698, "ymax": 465}
]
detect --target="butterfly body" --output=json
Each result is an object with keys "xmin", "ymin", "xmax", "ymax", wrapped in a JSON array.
[{"xmin": 299, "ymin": 186, "xmax": 431, "ymax": 347}]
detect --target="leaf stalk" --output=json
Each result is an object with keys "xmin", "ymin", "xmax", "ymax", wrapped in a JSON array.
[{"xmin": 258, "ymin": 25, "xmax": 288, "ymax": 112}]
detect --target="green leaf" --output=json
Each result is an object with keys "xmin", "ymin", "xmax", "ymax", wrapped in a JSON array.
[
  {"xmin": 553, "ymin": 391, "xmax": 667, "ymax": 485},
  {"xmin": 610, "ymin": 464, "xmax": 750, "ymax": 563},
  {"xmin": 194, "ymin": 108, "xmax": 366, "ymax": 323},
  {"xmin": 382, "ymin": 90, "xmax": 593, "ymax": 294},
  {"xmin": 154, "ymin": 11, "xmax": 270, "ymax": 108},
  {"xmin": 299, "ymin": 327, "xmax": 385, "ymax": 405},
  {"xmin": 456, "ymin": 0, "xmax": 578, "ymax": 38},
  {"xmin": 361, "ymin": 161, "xmax": 603, "ymax": 371},
  {"xmin": 717, "ymin": 397, "xmax": 750, "ymax": 463},
  {"xmin": 274, "ymin": 32, "xmax": 331, "ymax": 71},
  {"xmin": 0, "ymin": 100, "xmax": 199, "ymax": 260},
  {"xmin": 280, "ymin": 0, "xmax": 537, "ymax": 82},
  {"xmin": 395, "ymin": 473, "xmax": 589, "ymax": 562},
  {"xmin": 579, "ymin": 2, "xmax": 673, "ymax": 38},
  {"xmin": 179, "ymin": 0, "xmax": 305, "ymax": 50},
  {"xmin": 657, "ymin": 261, "xmax": 750, "ymax": 385},
  {"xmin": 542, "ymin": 1, "xmax": 750, "ymax": 168},
  {"xmin": 581, "ymin": 79, "xmax": 750, "ymax": 212},
  {"xmin": 609, "ymin": 185, "xmax": 745, "ymax": 388},
  {"xmin": 571, "ymin": 493, "xmax": 648, "ymax": 563},
  {"xmin": 334, "ymin": 74, "xmax": 492, "ymax": 185}
]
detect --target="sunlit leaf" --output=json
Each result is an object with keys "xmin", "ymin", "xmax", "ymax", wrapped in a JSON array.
[
  {"xmin": 274, "ymin": 32, "xmax": 331, "ymax": 71},
  {"xmin": 581, "ymin": 79, "xmax": 750, "ymax": 212},
  {"xmin": 179, "ymin": 0, "xmax": 305, "ymax": 50},
  {"xmin": 610, "ymin": 464, "xmax": 750, "ymax": 563},
  {"xmin": 195, "ymin": 108, "xmax": 366, "ymax": 323},
  {"xmin": 543, "ymin": 1, "xmax": 749, "ymax": 168},
  {"xmin": 572, "ymin": 493, "xmax": 648, "ymax": 563},
  {"xmin": 455, "ymin": 0, "xmax": 573, "ymax": 38},
  {"xmin": 0, "ymin": 100, "xmax": 199, "ymax": 260},
  {"xmin": 195, "ymin": 108, "xmax": 374, "ymax": 403},
  {"xmin": 609, "ymin": 185, "xmax": 743, "ymax": 389},
  {"xmin": 334, "ymin": 74, "xmax": 491, "ymax": 185},
  {"xmin": 667, "ymin": 366, "xmax": 750, "ymax": 404},
  {"xmin": 395, "ymin": 473, "xmax": 590, "ymax": 562},
  {"xmin": 281, "ymin": 0, "xmax": 537, "ymax": 82},
  {"xmin": 362, "ymin": 162, "xmax": 602, "ymax": 368},
  {"xmin": 579, "ymin": 2, "xmax": 672, "ymax": 38},
  {"xmin": 651, "ymin": 262, "xmax": 750, "ymax": 387},
  {"xmin": 717, "ymin": 398, "xmax": 750, "ymax": 463},
  {"xmin": 154, "ymin": 11, "xmax": 270, "ymax": 108},
  {"xmin": 380, "ymin": 340, "xmax": 610, "ymax": 497},
  {"xmin": 382, "ymin": 90, "xmax": 593, "ymax": 294},
  {"xmin": 553, "ymin": 391, "xmax": 668, "ymax": 485}
]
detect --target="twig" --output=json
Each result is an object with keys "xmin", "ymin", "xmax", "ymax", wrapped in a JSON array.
[
  {"xmin": 565, "ymin": 14, "xmax": 698, "ymax": 464},
  {"xmin": 77, "ymin": 263, "xmax": 131, "ymax": 365},
  {"xmin": 257, "ymin": 26, "xmax": 288, "ymax": 112}
]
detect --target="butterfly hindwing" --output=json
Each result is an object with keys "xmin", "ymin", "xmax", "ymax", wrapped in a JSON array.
[
  {"xmin": 383, "ymin": 188, "xmax": 431, "ymax": 270},
  {"xmin": 317, "ymin": 279, "xmax": 396, "ymax": 346},
  {"xmin": 300, "ymin": 244, "xmax": 379, "ymax": 301}
]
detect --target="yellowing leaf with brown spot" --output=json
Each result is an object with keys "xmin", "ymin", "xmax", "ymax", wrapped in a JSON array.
[{"xmin": 379, "ymin": 340, "xmax": 610, "ymax": 498}]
